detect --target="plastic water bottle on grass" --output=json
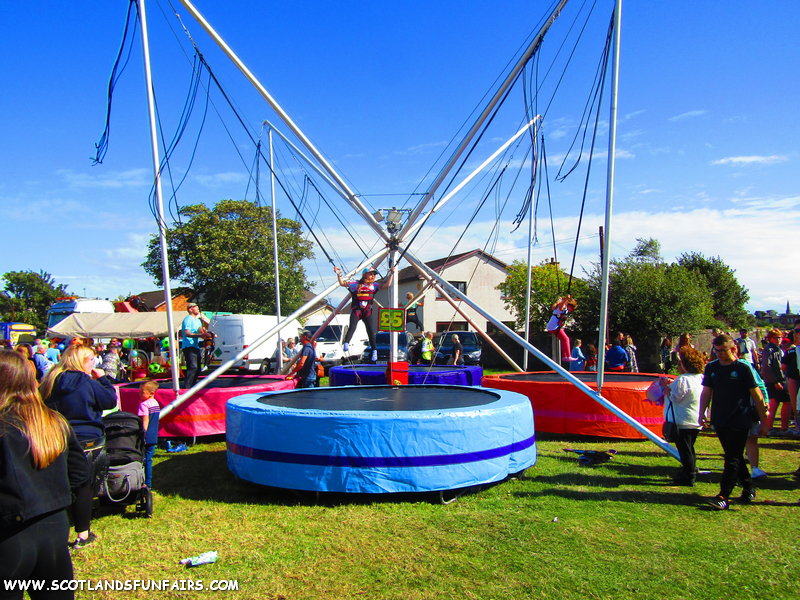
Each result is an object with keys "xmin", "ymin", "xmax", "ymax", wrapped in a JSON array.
[{"xmin": 180, "ymin": 550, "xmax": 218, "ymax": 567}]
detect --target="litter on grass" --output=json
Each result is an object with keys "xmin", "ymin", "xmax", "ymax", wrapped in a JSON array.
[{"xmin": 180, "ymin": 551, "xmax": 218, "ymax": 567}]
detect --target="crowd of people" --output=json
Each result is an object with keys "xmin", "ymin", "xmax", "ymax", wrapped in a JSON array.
[
  {"xmin": 656, "ymin": 323, "xmax": 800, "ymax": 509},
  {"xmin": 5, "ymin": 337, "xmax": 139, "ymax": 386}
]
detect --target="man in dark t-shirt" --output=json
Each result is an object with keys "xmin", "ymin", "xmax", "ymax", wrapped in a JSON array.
[
  {"xmin": 287, "ymin": 330, "xmax": 317, "ymax": 389},
  {"xmin": 700, "ymin": 334, "xmax": 768, "ymax": 510}
]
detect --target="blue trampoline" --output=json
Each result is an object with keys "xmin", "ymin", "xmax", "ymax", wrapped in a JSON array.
[
  {"xmin": 226, "ymin": 385, "xmax": 536, "ymax": 494},
  {"xmin": 328, "ymin": 364, "xmax": 483, "ymax": 387}
]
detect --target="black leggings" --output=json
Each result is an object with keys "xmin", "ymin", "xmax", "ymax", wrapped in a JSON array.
[
  {"xmin": 345, "ymin": 309, "xmax": 376, "ymax": 351},
  {"xmin": 72, "ymin": 442, "xmax": 105, "ymax": 534},
  {"xmin": 675, "ymin": 428, "xmax": 700, "ymax": 479},
  {"xmin": 406, "ymin": 314, "xmax": 423, "ymax": 332},
  {"xmin": 0, "ymin": 510, "xmax": 74, "ymax": 600}
]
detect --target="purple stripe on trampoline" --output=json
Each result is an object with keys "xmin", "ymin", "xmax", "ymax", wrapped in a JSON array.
[{"xmin": 227, "ymin": 434, "xmax": 535, "ymax": 468}]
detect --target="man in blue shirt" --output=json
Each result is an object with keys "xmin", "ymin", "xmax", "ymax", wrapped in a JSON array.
[
  {"xmin": 181, "ymin": 302, "xmax": 209, "ymax": 389},
  {"xmin": 605, "ymin": 339, "xmax": 627, "ymax": 371},
  {"xmin": 287, "ymin": 330, "xmax": 317, "ymax": 389}
]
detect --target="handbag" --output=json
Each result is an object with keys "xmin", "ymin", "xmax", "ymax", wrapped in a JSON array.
[{"xmin": 662, "ymin": 400, "xmax": 679, "ymax": 443}]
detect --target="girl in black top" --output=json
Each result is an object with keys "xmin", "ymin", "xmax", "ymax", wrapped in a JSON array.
[{"xmin": 1, "ymin": 350, "xmax": 88, "ymax": 598}]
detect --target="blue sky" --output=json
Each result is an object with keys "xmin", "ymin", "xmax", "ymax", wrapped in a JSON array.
[{"xmin": 1, "ymin": 1, "xmax": 798, "ymax": 316}]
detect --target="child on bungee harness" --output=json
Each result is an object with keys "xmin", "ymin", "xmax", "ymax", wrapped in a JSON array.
[
  {"xmin": 546, "ymin": 295, "xmax": 579, "ymax": 363},
  {"xmin": 334, "ymin": 264, "xmax": 396, "ymax": 362}
]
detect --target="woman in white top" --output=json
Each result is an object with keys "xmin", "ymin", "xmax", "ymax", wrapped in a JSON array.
[{"xmin": 659, "ymin": 345, "xmax": 705, "ymax": 486}]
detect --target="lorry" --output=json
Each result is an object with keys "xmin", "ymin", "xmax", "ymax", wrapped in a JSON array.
[
  {"xmin": 303, "ymin": 313, "xmax": 368, "ymax": 371},
  {"xmin": 0, "ymin": 322, "xmax": 37, "ymax": 346},
  {"xmin": 46, "ymin": 297, "xmax": 115, "ymax": 330},
  {"xmin": 206, "ymin": 314, "xmax": 302, "ymax": 374}
]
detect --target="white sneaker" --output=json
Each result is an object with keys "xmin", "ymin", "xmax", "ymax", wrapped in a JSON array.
[
  {"xmin": 371, "ymin": 350, "xmax": 378, "ymax": 362},
  {"xmin": 750, "ymin": 466, "xmax": 768, "ymax": 479},
  {"xmin": 343, "ymin": 342, "xmax": 349, "ymax": 352}
]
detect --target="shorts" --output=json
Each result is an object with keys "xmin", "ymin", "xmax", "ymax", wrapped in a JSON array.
[{"xmin": 766, "ymin": 382, "xmax": 790, "ymax": 403}]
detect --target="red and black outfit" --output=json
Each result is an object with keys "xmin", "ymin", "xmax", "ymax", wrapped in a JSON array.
[{"xmin": 344, "ymin": 280, "xmax": 382, "ymax": 351}]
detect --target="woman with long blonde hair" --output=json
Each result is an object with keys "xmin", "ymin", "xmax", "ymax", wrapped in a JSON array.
[
  {"xmin": 40, "ymin": 344, "xmax": 117, "ymax": 548},
  {"xmin": 1, "ymin": 350, "xmax": 88, "ymax": 594}
]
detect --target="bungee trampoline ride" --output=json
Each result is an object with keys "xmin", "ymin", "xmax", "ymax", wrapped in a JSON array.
[{"xmin": 105, "ymin": 0, "xmax": 674, "ymax": 496}]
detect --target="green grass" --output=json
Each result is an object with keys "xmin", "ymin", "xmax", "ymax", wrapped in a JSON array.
[{"xmin": 70, "ymin": 429, "xmax": 800, "ymax": 600}]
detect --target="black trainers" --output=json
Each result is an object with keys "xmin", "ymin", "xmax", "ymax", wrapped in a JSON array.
[
  {"xmin": 708, "ymin": 495, "xmax": 729, "ymax": 510},
  {"xmin": 739, "ymin": 489, "xmax": 756, "ymax": 503},
  {"xmin": 69, "ymin": 532, "xmax": 97, "ymax": 549}
]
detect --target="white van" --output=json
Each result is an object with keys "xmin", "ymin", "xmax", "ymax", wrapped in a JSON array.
[
  {"xmin": 304, "ymin": 313, "xmax": 368, "ymax": 370},
  {"xmin": 207, "ymin": 314, "xmax": 302, "ymax": 374}
]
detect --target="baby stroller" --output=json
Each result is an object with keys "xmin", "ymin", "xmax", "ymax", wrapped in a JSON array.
[{"xmin": 98, "ymin": 411, "xmax": 153, "ymax": 517}]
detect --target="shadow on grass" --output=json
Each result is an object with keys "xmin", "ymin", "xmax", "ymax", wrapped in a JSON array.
[{"xmin": 150, "ymin": 448, "xmax": 501, "ymax": 507}]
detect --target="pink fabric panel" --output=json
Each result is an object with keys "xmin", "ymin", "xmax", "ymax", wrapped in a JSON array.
[{"xmin": 118, "ymin": 376, "xmax": 297, "ymax": 437}]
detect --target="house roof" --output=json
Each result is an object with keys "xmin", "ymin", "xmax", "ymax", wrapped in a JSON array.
[
  {"xmin": 131, "ymin": 288, "xmax": 193, "ymax": 311},
  {"xmin": 297, "ymin": 289, "xmax": 336, "ymax": 320},
  {"xmin": 394, "ymin": 249, "xmax": 508, "ymax": 283}
]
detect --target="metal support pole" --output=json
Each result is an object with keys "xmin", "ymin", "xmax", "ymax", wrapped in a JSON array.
[
  {"xmin": 598, "ymin": 0, "xmax": 622, "ymax": 393},
  {"xmin": 269, "ymin": 129, "xmax": 283, "ymax": 373},
  {"xmin": 138, "ymin": 0, "xmax": 181, "ymax": 394}
]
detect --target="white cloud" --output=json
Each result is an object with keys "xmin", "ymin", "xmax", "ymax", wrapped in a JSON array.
[
  {"xmin": 57, "ymin": 168, "xmax": 150, "ymax": 189},
  {"xmin": 710, "ymin": 155, "xmax": 788, "ymax": 166},
  {"xmin": 668, "ymin": 110, "xmax": 708, "ymax": 122},
  {"xmin": 195, "ymin": 172, "xmax": 248, "ymax": 188}
]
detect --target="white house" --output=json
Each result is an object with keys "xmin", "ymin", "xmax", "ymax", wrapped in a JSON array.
[{"xmin": 374, "ymin": 249, "xmax": 516, "ymax": 335}]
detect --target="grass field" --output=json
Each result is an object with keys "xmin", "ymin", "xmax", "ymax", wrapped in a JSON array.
[{"xmin": 71, "ymin": 421, "xmax": 800, "ymax": 599}]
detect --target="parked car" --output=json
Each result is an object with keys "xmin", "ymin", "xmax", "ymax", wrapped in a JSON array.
[
  {"xmin": 434, "ymin": 331, "xmax": 482, "ymax": 366},
  {"xmin": 360, "ymin": 331, "xmax": 416, "ymax": 364}
]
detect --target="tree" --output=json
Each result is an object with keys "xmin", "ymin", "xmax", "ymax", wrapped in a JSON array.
[
  {"xmin": 0, "ymin": 270, "xmax": 69, "ymax": 331},
  {"xmin": 676, "ymin": 252, "xmax": 750, "ymax": 328},
  {"xmin": 629, "ymin": 237, "xmax": 663, "ymax": 264},
  {"xmin": 576, "ymin": 256, "xmax": 715, "ymax": 342},
  {"xmin": 142, "ymin": 200, "xmax": 314, "ymax": 315},
  {"xmin": 497, "ymin": 260, "xmax": 588, "ymax": 330}
]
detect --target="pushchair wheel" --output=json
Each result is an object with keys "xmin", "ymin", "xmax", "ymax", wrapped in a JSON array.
[
  {"xmin": 144, "ymin": 487, "xmax": 153, "ymax": 517},
  {"xmin": 136, "ymin": 486, "xmax": 154, "ymax": 517}
]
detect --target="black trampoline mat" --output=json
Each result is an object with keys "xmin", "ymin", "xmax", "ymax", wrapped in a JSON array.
[
  {"xmin": 118, "ymin": 376, "xmax": 277, "ymax": 390},
  {"xmin": 257, "ymin": 385, "xmax": 500, "ymax": 412},
  {"xmin": 500, "ymin": 372, "xmax": 659, "ymax": 383}
]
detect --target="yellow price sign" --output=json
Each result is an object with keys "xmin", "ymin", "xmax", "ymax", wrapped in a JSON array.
[{"xmin": 378, "ymin": 308, "xmax": 406, "ymax": 332}]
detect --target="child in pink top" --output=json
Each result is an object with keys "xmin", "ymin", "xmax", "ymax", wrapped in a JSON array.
[{"xmin": 137, "ymin": 380, "xmax": 160, "ymax": 488}]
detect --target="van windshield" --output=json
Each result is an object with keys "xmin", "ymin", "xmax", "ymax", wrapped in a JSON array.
[
  {"xmin": 306, "ymin": 325, "xmax": 343, "ymax": 342},
  {"xmin": 47, "ymin": 313, "xmax": 70, "ymax": 329}
]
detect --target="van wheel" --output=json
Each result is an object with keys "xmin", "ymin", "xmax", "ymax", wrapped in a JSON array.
[{"xmin": 259, "ymin": 361, "xmax": 270, "ymax": 375}]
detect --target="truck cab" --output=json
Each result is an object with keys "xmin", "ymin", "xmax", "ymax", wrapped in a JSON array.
[{"xmin": 46, "ymin": 297, "xmax": 115, "ymax": 330}]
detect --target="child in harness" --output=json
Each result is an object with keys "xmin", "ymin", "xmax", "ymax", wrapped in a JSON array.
[
  {"xmin": 546, "ymin": 295, "xmax": 579, "ymax": 363},
  {"xmin": 334, "ymin": 264, "xmax": 396, "ymax": 363}
]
